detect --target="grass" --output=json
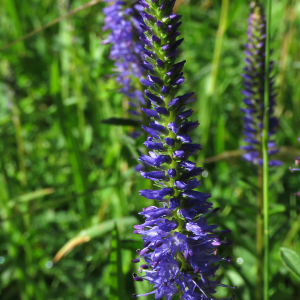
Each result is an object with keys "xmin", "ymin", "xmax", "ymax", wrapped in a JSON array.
[{"xmin": 0, "ymin": 0, "xmax": 299, "ymax": 299}]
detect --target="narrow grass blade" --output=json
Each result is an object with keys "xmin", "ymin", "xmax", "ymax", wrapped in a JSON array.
[{"xmin": 109, "ymin": 223, "xmax": 125, "ymax": 300}]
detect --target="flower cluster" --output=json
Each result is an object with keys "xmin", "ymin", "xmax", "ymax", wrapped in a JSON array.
[
  {"xmin": 131, "ymin": 1, "xmax": 233, "ymax": 299},
  {"xmin": 103, "ymin": 0, "xmax": 145, "ymax": 119},
  {"xmin": 240, "ymin": 1, "xmax": 281, "ymax": 166}
]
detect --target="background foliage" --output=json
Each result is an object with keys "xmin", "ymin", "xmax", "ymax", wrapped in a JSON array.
[{"xmin": 0, "ymin": 0, "xmax": 299, "ymax": 299}]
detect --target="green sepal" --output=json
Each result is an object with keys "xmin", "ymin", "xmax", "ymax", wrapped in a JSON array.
[
  {"xmin": 144, "ymin": 31, "xmax": 152, "ymax": 40},
  {"xmin": 162, "ymin": 16, "xmax": 170, "ymax": 24},
  {"xmin": 160, "ymin": 161, "xmax": 172, "ymax": 169},
  {"xmin": 165, "ymin": 56, "xmax": 176, "ymax": 65},
  {"xmin": 172, "ymin": 157, "xmax": 183, "ymax": 163},
  {"xmin": 161, "ymin": 33, "xmax": 168, "ymax": 40},
  {"xmin": 176, "ymin": 209, "xmax": 185, "ymax": 221},
  {"xmin": 163, "ymin": 74, "xmax": 171, "ymax": 83},
  {"xmin": 158, "ymin": 47, "xmax": 166, "ymax": 57},
  {"xmin": 167, "ymin": 104, "xmax": 177, "ymax": 112},
  {"xmin": 145, "ymin": 56, "xmax": 157, "ymax": 65},
  {"xmin": 157, "ymin": 110, "xmax": 169, "ymax": 118},
  {"xmin": 146, "ymin": 85, "xmax": 159, "ymax": 95},
  {"xmin": 145, "ymin": 43, "xmax": 154, "ymax": 50}
]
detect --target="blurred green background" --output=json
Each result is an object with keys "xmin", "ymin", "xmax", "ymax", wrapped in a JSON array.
[{"xmin": 0, "ymin": 0, "xmax": 299, "ymax": 299}]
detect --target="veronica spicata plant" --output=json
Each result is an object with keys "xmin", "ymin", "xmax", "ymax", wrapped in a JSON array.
[
  {"xmin": 103, "ymin": 0, "xmax": 146, "ymax": 128},
  {"xmin": 240, "ymin": 3, "xmax": 280, "ymax": 299},
  {"xmin": 240, "ymin": 1, "xmax": 281, "ymax": 166},
  {"xmin": 131, "ymin": 1, "xmax": 234, "ymax": 299}
]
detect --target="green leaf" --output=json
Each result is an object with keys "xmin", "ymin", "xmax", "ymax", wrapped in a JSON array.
[
  {"xmin": 101, "ymin": 117, "xmax": 141, "ymax": 127},
  {"xmin": 109, "ymin": 223, "xmax": 124, "ymax": 300},
  {"xmin": 279, "ymin": 247, "xmax": 300, "ymax": 280},
  {"xmin": 53, "ymin": 217, "xmax": 137, "ymax": 263}
]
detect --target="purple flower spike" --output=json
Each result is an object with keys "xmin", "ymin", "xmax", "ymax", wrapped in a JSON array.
[
  {"xmin": 132, "ymin": 0, "xmax": 233, "ymax": 299},
  {"xmin": 103, "ymin": 0, "xmax": 146, "ymax": 139},
  {"xmin": 240, "ymin": 2, "xmax": 281, "ymax": 166}
]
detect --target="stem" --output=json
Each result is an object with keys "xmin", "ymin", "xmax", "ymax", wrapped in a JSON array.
[
  {"xmin": 263, "ymin": 0, "xmax": 271, "ymax": 299},
  {"xmin": 257, "ymin": 166, "xmax": 263, "ymax": 300}
]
